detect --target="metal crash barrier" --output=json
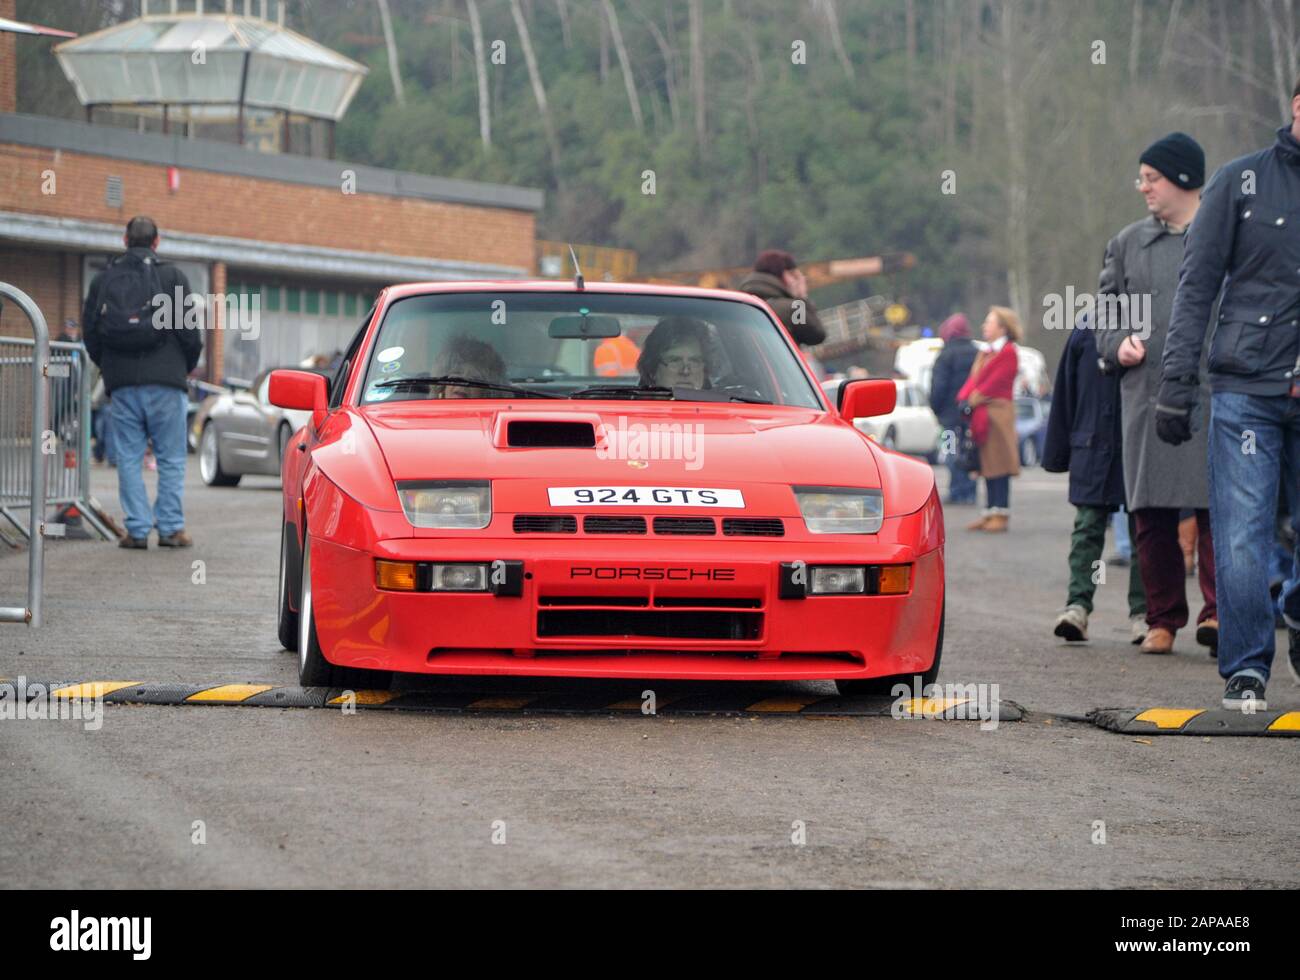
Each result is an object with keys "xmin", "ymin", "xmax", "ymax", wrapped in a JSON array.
[{"xmin": 1, "ymin": 283, "xmax": 113, "ymax": 626}]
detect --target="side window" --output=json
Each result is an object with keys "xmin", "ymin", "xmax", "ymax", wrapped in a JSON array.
[{"xmin": 329, "ymin": 310, "xmax": 373, "ymax": 408}]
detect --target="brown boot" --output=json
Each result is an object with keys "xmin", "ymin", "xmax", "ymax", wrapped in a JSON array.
[
  {"xmin": 966, "ymin": 514, "xmax": 991, "ymax": 531},
  {"xmin": 1140, "ymin": 626, "xmax": 1174, "ymax": 655},
  {"xmin": 983, "ymin": 514, "xmax": 1009, "ymax": 533}
]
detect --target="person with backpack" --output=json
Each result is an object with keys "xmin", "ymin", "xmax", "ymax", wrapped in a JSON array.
[
  {"xmin": 83, "ymin": 216, "xmax": 202, "ymax": 550},
  {"xmin": 928, "ymin": 313, "xmax": 980, "ymax": 504}
]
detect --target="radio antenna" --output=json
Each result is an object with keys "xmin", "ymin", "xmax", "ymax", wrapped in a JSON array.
[{"xmin": 568, "ymin": 244, "xmax": 585, "ymax": 290}]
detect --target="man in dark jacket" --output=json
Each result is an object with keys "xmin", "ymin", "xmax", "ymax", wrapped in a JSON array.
[
  {"xmin": 1158, "ymin": 76, "xmax": 1300, "ymax": 710},
  {"xmin": 928, "ymin": 313, "xmax": 979, "ymax": 504},
  {"xmin": 738, "ymin": 250, "xmax": 827, "ymax": 347},
  {"xmin": 1045, "ymin": 312, "xmax": 1146, "ymax": 643},
  {"xmin": 84, "ymin": 216, "xmax": 202, "ymax": 549}
]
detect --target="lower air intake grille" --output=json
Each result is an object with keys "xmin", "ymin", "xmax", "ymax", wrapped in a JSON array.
[
  {"xmin": 538, "ymin": 609, "xmax": 762, "ymax": 640},
  {"xmin": 513, "ymin": 514, "xmax": 577, "ymax": 534},
  {"xmin": 584, "ymin": 515, "xmax": 647, "ymax": 534},
  {"xmin": 723, "ymin": 517, "xmax": 785, "ymax": 537},
  {"xmin": 653, "ymin": 516, "xmax": 716, "ymax": 535}
]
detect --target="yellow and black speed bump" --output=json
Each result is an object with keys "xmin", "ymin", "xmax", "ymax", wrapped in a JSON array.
[
  {"xmin": 1090, "ymin": 707, "xmax": 1300, "ymax": 737},
  {"xmin": 0, "ymin": 679, "xmax": 1024, "ymax": 720}
]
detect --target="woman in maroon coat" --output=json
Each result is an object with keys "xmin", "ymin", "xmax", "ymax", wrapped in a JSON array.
[{"xmin": 957, "ymin": 306, "xmax": 1022, "ymax": 532}]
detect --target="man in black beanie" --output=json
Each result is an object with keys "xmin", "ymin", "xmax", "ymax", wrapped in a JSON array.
[
  {"xmin": 1139, "ymin": 131, "xmax": 1205, "ymax": 191},
  {"xmin": 1159, "ymin": 74, "xmax": 1300, "ymax": 711},
  {"xmin": 1096, "ymin": 131, "xmax": 1217, "ymax": 659}
]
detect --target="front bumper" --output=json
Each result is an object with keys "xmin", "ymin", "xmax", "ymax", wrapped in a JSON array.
[{"xmin": 309, "ymin": 511, "xmax": 945, "ymax": 682}]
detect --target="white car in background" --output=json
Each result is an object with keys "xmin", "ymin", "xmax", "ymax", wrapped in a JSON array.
[{"xmin": 822, "ymin": 378, "xmax": 940, "ymax": 461}]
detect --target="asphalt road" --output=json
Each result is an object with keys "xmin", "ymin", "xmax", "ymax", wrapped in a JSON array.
[{"xmin": 1, "ymin": 459, "xmax": 1296, "ymax": 888}]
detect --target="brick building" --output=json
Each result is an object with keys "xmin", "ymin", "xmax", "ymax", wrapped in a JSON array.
[{"xmin": 0, "ymin": 2, "xmax": 542, "ymax": 382}]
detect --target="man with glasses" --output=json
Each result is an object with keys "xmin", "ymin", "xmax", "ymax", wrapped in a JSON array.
[
  {"xmin": 1095, "ymin": 133, "xmax": 1217, "ymax": 658},
  {"xmin": 1159, "ymin": 76, "xmax": 1300, "ymax": 709}
]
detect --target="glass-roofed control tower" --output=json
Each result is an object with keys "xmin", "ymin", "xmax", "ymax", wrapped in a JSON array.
[{"xmin": 53, "ymin": 0, "xmax": 366, "ymax": 158}]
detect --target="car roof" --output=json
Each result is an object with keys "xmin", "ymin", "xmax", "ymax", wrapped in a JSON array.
[{"xmin": 379, "ymin": 279, "xmax": 776, "ymax": 309}]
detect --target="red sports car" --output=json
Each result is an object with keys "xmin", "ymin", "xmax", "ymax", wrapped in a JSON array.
[{"xmin": 271, "ymin": 281, "xmax": 944, "ymax": 695}]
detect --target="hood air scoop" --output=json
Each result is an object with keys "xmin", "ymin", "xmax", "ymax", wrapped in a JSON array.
[{"xmin": 506, "ymin": 419, "xmax": 597, "ymax": 448}]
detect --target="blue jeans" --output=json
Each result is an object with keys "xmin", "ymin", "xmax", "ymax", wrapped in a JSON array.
[
  {"xmin": 1111, "ymin": 508, "xmax": 1132, "ymax": 561},
  {"xmin": 985, "ymin": 475, "xmax": 1010, "ymax": 510},
  {"xmin": 92, "ymin": 405, "xmax": 116, "ymax": 464},
  {"xmin": 946, "ymin": 457, "xmax": 977, "ymax": 502},
  {"xmin": 1208, "ymin": 391, "xmax": 1300, "ymax": 683},
  {"xmin": 110, "ymin": 384, "xmax": 188, "ymax": 540}
]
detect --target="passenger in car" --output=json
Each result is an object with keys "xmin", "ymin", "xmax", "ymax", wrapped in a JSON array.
[
  {"xmin": 431, "ymin": 334, "xmax": 508, "ymax": 398},
  {"xmin": 637, "ymin": 317, "xmax": 712, "ymax": 390}
]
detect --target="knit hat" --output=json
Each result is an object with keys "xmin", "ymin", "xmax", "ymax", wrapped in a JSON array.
[
  {"xmin": 1140, "ymin": 132, "xmax": 1205, "ymax": 190},
  {"xmin": 939, "ymin": 313, "xmax": 970, "ymax": 342},
  {"xmin": 753, "ymin": 249, "xmax": 797, "ymax": 278}
]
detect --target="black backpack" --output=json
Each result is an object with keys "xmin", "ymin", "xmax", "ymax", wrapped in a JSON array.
[{"xmin": 96, "ymin": 251, "xmax": 167, "ymax": 352}]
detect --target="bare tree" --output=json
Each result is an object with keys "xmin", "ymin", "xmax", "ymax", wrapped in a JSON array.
[
  {"xmin": 1128, "ymin": 0, "xmax": 1143, "ymax": 79},
  {"xmin": 905, "ymin": 0, "xmax": 916, "ymax": 90},
  {"xmin": 509, "ymin": 0, "xmax": 564, "ymax": 175},
  {"xmin": 1260, "ymin": 0, "xmax": 1300, "ymax": 119},
  {"xmin": 632, "ymin": 1, "xmax": 682, "ymax": 128},
  {"xmin": 555, "ymin": 0, "xmax": 572, "ymax": 48},
  {"xmin": 942, "ymin": 0, "xmax": 960, "ymax": 147},
  {"xmin": 689, "ymin": 0, "xmax": 707, "ymax": 152},
  {"xmin": 601, "ymin": 0, "xmax": 644, "ymax": 132},
  {"xmin": 466, "ymin": 0, "xmax": 491, "ymax": 150},
  {"xmin": 998, "ymin": 0, "xmax": 1031, "ymax": 321},
  {"xmin": 814, "ymin": 0, "xmax": 856, "ymax": 81},
  {"xmin": 1158, "ymin": 0, "xmax": 1182, "ymax": 69},
  {"xmin": 377, "ymin": 0, "xmax": 404, "ymax": 105}
]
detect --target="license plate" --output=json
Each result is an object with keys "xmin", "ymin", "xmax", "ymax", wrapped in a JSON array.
[{"xmin": 547, "ymin": 486, "xmax": 744, "ymax": 508}]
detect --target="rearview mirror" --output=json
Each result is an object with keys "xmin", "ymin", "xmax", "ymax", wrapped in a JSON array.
[
  {"xmin": 548, "ymin": 314, "xmax": 622, "ymax": 339},
  {"xmin": 840, "ymin": 379, "xmax": 896, "ymax": 421},
  {"xmin": 269, "ymin": 369, "xmax": 328, "ymax": 429}
]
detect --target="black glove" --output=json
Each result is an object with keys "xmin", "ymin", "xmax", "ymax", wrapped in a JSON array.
[{"xmin": 1154, "ymin": 376, "xmax": 1198, "ymax": 446}]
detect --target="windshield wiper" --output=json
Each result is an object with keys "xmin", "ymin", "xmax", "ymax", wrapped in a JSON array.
[
  {"xmin": 374, "ymin": 375, "xmax": 561, "ymax": 398},
  {"xmin": 569, "ymin": 385, "xmax": 676, "ymax": 399}
]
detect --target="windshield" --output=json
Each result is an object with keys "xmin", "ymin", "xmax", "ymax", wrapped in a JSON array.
[{"xmin": 358, "ymin": 292, "xmax": 822, "ymax": 408}]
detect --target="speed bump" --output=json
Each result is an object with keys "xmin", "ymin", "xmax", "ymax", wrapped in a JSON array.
[
  {"xmin": 0, "ymin": 678, "xmax": 1023, "ymax": 720},
  {"xmin": 1090, "ymin": 707, "xmax": 1300, "ymax": 736}
]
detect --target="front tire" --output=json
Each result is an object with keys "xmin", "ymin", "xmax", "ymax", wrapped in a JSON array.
[
  {"xmin": 276, "ymin": 423, "xmax": 292, "ymax": 479},
  {"xmin": 277, "ymin": 520, "xmax": 299, "ymax": 651},
  {"xmin": 836, "ymin": 598, "xmax": 944, "ymax": 697},
  {"xmin": 297, "ymin": 534, "xmax": 392, "ymax": 690},
  {"xmin": 199, "ymin": 422, "xmax": 240, "ymax": 487}
]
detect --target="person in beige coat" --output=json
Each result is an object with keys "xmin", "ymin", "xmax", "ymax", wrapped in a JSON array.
[{"xmin": 958, "ymin": 307, "xmax": 1022, "ymax": 533}]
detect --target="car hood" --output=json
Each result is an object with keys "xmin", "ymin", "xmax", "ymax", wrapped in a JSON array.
[{"xmin": 359, "ymin": 402, "xmax": 881, "ymax": 515}]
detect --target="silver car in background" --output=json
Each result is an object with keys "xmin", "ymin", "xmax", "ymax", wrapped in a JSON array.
[{"xmin": 190, "ymin": 367, "xmax": 324, "ymax": 487}]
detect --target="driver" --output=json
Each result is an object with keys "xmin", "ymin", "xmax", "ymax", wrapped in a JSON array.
[
  {"xmin": 431, "ymin": 334, "xmax": 507, "ymax": 398},
  {"xmin": 637, "ymin": 317, "xmax": 712, "ymax": 389}
]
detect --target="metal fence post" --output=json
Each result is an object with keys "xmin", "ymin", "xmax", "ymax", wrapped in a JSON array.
[{"xmin": 0, "ymin": 283, "xmax": 50, "ymax": 627}]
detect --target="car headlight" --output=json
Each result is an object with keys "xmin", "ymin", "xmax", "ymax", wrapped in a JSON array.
[
  {"xmin": 794, "ymin": 486, "xmax": 884, "ymax": 534},
  {"xmin": 397, "ymin": 480, "xmax": 491, "ymax": 529}
]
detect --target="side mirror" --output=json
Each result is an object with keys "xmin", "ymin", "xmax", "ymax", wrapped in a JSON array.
[
  {"xmin": 269, "ymin": 369, "xmax": 328, "ymax": 429},
  {"xmin": 840, "ymin": 379, "xmax": 896, "ymax": 421}
]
